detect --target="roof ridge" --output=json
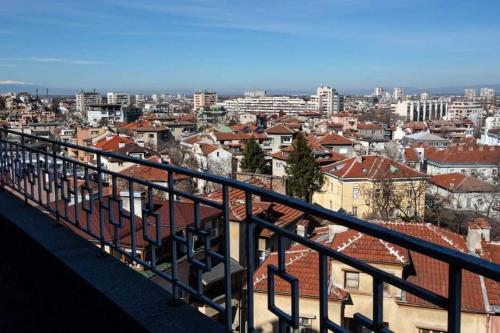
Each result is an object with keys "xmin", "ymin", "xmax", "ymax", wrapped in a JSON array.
[
  {"xmin": 336, "ymin": 232, "xmax": 364, "ymax": 251},
  {"xmin": 379, "ymin": 239, "xmax": 406, "ymax": 263}
]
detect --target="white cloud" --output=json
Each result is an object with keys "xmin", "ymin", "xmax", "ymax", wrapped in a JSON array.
[
  {"xmin": 0, "ymin": 80, "xmax": 28, "ymax": 85},
  {"xmin": 3, "ymin": 57, "xmax": 109, "ymax": 65}
]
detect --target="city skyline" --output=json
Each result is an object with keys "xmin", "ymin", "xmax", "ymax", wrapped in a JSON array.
[{"xmin": 1, "ymin": 0, "xmax": 500, "ymax": 92}]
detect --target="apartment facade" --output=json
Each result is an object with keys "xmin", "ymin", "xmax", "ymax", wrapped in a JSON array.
[
  {"xmin": 107, "ymin": 92, "xmax": 130, "ymax": 106},
  {"xmin": 76, "ymin": 91, "xmax": 101, "ymax": 112},
  {"xmin": 395, "ymin": 99, "xmax": 448, "ymax": 122},
  {"xmin": 193, "ymin": 91, "xmax": 217, "ymax": 111},
  {"xmin": 447, "ymin": 101, "xmax": 484, "ymax": 120},
  {"xmin": 313, "ymin": 156, "xmax": 428, "ymax": 219}
]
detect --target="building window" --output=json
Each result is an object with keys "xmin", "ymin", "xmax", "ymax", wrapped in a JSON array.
[
  {"xmin": 466, "ymin": 198, "xmax": 472, "ymax": 208},
  {"xmin": 419, "ymin": 329, "xmax": 446, "ymax": 333},
  {"xmin": 344, "ymin": 271, "xmax": 359, "ymax": 289},
  {"xmin": 352, "ymin": 186, "xmax": 360, "ymax": 199},
  {"xmin": 352, "ymin": 206, "xmax": 358, "ymax": 216}
]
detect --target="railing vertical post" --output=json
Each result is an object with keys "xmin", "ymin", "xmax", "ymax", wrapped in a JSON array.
[
  {"xmin": 96, "ymin": 153, "xmax": 105, "ymax": 254},
  {"xmin": 373, "ymin": 277, "xmax": 384, "ymax": 332},
  {"xmin": 222, "ymin": 185, "xmax": 233, "ymax": 332},
  {"xmin": 319, "ymin": 254, "xmax": 328, "ymax": 333},
  {"xmin": 128, "ymin": 180, "xmax": 137, "ymax": 260},
  {"xmin": 0, "ymin": 136, "xmax": 4, "ymax": 189},
  {"xmin": 447, "ymin": 264, "xmax": 462, "ymax": 333},
  {"xmin": 21, "ymin": 134, "xmax": 28, "ymax": 204},
  {"xmin": 168, "ymin": 171, "xmax": 178, "ymax": 300},
  {"xmin": 52, "ymin": 143, "xmax": 60, "ymax": 225},
  {"xmin": 245, "ymin": 192, "xmax": 255, "ymax": 333}
]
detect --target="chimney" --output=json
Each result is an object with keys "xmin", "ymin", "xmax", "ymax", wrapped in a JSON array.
[
  {"xmin": 120, "ymin": 191, "xmax": 143, "ymax": 218},
  {"xmin": 466, "ymin": 218, "xmax": 491, "ymax": 254},
  {"xmin": 479, "ymin": 146, "xmax": 484, "ymax": 151},
  {"xmin": 297, "ymin": 224, "xmax": 306, "ymax": 237},
  {"xmin": 328, "ymin": 224, "xmax": 347, "ymax": 242}
]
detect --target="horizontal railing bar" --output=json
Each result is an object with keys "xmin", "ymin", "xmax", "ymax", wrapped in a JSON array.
[
  {"xmin": 2, "ymin": 129, "xmax": 499, "ymax": 281},
  {"xmin": 251, "ymin": 215, "xmax": 448, "ymax": 308}
]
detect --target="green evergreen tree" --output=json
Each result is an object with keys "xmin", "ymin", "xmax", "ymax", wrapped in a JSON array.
[
  {"xmin": 285, "ymin": 132, "xmax": 324, "ymax": 202},
  {"xmin": 240, "ymin": 137, "xmax": 270, "ymax": 174}
]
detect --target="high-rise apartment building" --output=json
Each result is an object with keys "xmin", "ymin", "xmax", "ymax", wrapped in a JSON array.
[
  {"xmin": 315, "ymin": 86, "xmax": 339, "ymax": 116},
  {"xmin": 373, "ymin": 87, "xmax": 385, "ymax": 97},
  {"xmin": 480, "ymin": 88, "xmax": 495, "ymax": 98},
  {"xmin": 76, "ymin": 91, "xmax": 101, "ymax": 112},
  {"xmin": 135, "ymin": 94, "xmax": 145, "ymax": 105},
  {"xmin": 464, "ymin": 88, "xmax": 477, "ymax": 99},
  {"xmin": 393, "ymin": 87, "xmax": 405, "ymax": 100},
  {"xmin": 193, "ymin": 91, "xmax": 217, "ymax": 111},
  {"xmin": 107, "ymin": 92, "xmax": 130, "ymax": 106}
]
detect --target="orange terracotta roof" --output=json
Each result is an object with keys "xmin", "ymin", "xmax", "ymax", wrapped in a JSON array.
[
  {"xmin": 323, "ymin": 156, "xmax": 427, "ymax": 179},
  {"xmin": 199, "ymin": 143, "xmax": 218, "ymax": 156},
  {"xmin": 94, "ymin": 135, "xmax": 134, "ymax": 151},
  {"xmin": 120, "ymin": 156, "xmax": 188, "ymax": 182},
  {"xmin": 426, "ymin": 145, "xmax": 500, "ymax": 165},
  {"xmin": 253, "ymin": 246, "xmax": 348, "ymax": 301},
  {"xmin": 265, "ymin": 124, "xmax": 295, "ymax": 135},
  {"xmin": 429, "ymin": 173, "xmax": 495, "ymax": 192},
  {"xmin": 481, "ymin": 241, "xmax": 500, "ymax": 306},
  {"xmin": 315, "ymin": 133, "xmax": 353, "ymax": 146}
]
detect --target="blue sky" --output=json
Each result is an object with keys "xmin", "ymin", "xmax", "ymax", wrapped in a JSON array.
[{"xmin": 1, "ymin": 0, "xmax": 500, "ymax": 94}]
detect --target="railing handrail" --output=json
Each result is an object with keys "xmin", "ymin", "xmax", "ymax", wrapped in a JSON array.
[{"xmin": 1, "ymin": 127, "xmax": 499, "ymax": 281}]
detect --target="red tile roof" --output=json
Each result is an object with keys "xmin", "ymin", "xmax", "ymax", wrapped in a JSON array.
[
  {"xmin": 120, "ymin": 156, "xmax": 188, "ymax": 182},
  {"xmin": 322, "ymin": 156, "xmax": 427, "ymax": 180},
  {"xmin": 205, "ymin": 178, "xmax": 305, "ymax": 237},
  {"xmin": 254, "ymin": 227, "xmax": 348, "ymax": 300},
  {"xmin": 183, "ymin": 135, "xmax": 202, "ymax": 145},
  {"xmin": 481, "ymin": 241, "xmax": 500, "ymax": 306},
  {"xmin": 429, "ymin": 173, "xmax": 495, "ymax": 192},
  {"xmin": 265, "ymin": 124, "xmax": 295, "ymax": 135},
  {"xmin": 403, "ymin": 148, "xmax": 419, "ymax": 162},
  {"xmin": 55, "ymin": 197, "xmax": 221, "ymax": 250},
  {"xmin": 199, "ymin": 143, "xmax": 218, "ymax": 156},
  {"xmin": 328, "ymin": 222, "xmax": 487, "ymax": 312},
  {"xmin": 315, "ymin": 133, "xmax": 353, "ymax": 146},
  {"xmin": 94, "ymin": 135, "xmax": 134, "ymax": 151},
  {"xmin": 426, "ymin": 145, "xmax": 500, "ymax": 165}
]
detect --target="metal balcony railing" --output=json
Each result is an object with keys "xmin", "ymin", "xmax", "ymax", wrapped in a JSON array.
[{"xmin": 0, "ymin": 127, "xmax": 499, "ymax": 333}]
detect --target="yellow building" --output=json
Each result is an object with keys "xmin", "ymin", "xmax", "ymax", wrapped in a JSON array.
[{"xmin": 313, "ymin": 155, "xmax": 428, "ymax": 221}]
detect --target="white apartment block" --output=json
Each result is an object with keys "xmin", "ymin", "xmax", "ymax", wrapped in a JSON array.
[
  {"xmin": 220, "ymin": 96, "xmax": 312, "ymax": 115},
  {"xmin": 485, "ymin": 116, "xmax": 500, "ymax": 130},
  {"xmin": 373, "ymin": 87, "xmax": 385, "ymax": 97},
  {"xmin": 87, "ymin": 104, "xmax": 124, "ymax": 127},
  {"xmin": 76, "ymin": 91, "xmax": 101, "ymax": 112},
  {"xmin": 135, "ymin": 94, "xmax": 145, "ymax": 104},
  {"xmin": 107, "ymin": 92, "xmax": 130, "ymax": 106},
  {"xmin": 314, "ymin": 86, "xmax": 339, "ymax": 116},
  {"xmin": 395, "ymin": 100, "xmax": 448, "ymax": 121},
  {"xmin": 447, "ymin": 101, "xmax": 484, "ymax": 120},
  {"xmin": 480, "ymin": 88, "xmax": 495, "ymax": 98},
  {"xmin": 393, "ymin": 87, "xmax": 405, "ymax": 100},
  {"xmin": 193, "ymin": 91, "xmax": 217, "ymax": 110},
  {"xmin": 464, "ymin": 88, "xmax": 477, "ymax": 99}
]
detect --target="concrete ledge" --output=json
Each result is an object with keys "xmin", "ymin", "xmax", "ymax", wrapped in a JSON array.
[{"xmin": 0, "ymin": 190, "xmax": 224, "ymax": 333}]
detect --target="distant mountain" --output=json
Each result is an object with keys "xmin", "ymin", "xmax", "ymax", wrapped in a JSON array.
[{"xmin": 0, "ymin": 82, "xmax": 76, "ymax": 96}]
